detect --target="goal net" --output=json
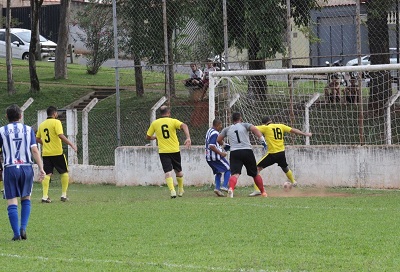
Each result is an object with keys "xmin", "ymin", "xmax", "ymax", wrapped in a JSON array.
[{"xmin": 209, "ymin": 64, "xmax": 400, "ymax": 145}]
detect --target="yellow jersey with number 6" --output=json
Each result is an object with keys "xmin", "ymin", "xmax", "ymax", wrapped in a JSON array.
[
  {"xmin": 147, "ymin": 117, "xmax": 183, "ymax": 153},
  {"xmin": 36, "ymin": 118, "xmax": 64, "ymax": 156},
  {"xmin": 256, "ymin": 123, "xmax": 291, "ymax": 154}
]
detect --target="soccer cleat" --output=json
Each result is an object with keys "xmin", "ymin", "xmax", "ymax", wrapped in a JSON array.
[
  {"xmin": 20, "ymin": 229, "xmax": 27, "ymax": 240},
  {"xmin": 178, "ymin": 189, "xmax": 184, "ymax": 197},
  {"xmin": 248, "ymin": 191, "xmax": 262, "ymax": 197},
  {"xmin": 12, "ymin": 236, "xmax": 21, "ymax": 241},
  {"xmin": 61, "ymin": 196, "xmax": 69, "ymax": 202},
  {"xmin": 214, "ymin": 189, "xmax": 225, "ymax": 197},
  {"xmin": 170, "ymin": 190, "xmax": 177, "ymax": 199},
  {"xmin": 292, "ymin": 181, "xmax": 298, "ymax": 187},
  {"xmin": 220, "ymin": 187, "xmax": 229, "ymax": 192},
  {"xmin": 261, "ymin": 192, "xmax": 268, "ymax": 197},
  {"xmin": 227, "ymin": 189, "xmax": 234, "ymax": 198},
  {"xmin": 41, "ymin": 197, "xmax": 52, "ymax": 203}
]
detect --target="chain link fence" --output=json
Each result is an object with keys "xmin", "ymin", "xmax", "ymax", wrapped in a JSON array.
[{"xmin": 3, "ymin": 1, "xmax": 400, "ymax": 166}]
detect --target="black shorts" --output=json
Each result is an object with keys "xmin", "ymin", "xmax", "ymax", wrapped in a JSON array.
[
  {"xmin": 229, "ymin": 149, "xmax": 258, "ymax": 177},
  {"xmin": 43, "ymin": 154, "xmax": 69, "ymax": 175},
  {"xmin": 159, "ymin": 152, "xmax": 182, "ymax": 173},
  {"xmin": 257, "ymin": 151, "xmax": 288, "ymax": 169}
]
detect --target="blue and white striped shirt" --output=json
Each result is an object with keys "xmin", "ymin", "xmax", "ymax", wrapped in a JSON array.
[
  {"xmin": 0, "ymin": 122, "xmax": 36, "ymax": 167},
  {"xmin": 205, "ymin": 128, "xmax": 223, "ymax": 161}
]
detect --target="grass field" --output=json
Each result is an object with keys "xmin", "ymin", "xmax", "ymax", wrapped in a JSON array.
[{"xmin": 0, "ymin": 182, "xmax": 399, "ymax": 271}]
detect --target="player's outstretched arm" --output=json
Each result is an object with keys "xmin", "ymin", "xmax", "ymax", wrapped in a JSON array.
[{"xmin": 290, "ymin": 128, "xmax": 312, "ymax": 137}]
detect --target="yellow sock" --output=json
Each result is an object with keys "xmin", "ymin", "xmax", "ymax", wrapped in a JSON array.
[
  {"xmin": 177, "ymin": 176, "xmax": 184, "ymax": 190},
  {"xmin": 165, "ymin": 177, "xmax": 175, "ymax": 191},
  {"xmin": 61, "ymin": 173, "xmax": 69, "ymax": 197},
  {"xmin": 42, "ymin": 175, "xmax": 51, "ymax": 199},
  {"xmin": 254, "ymin": 183, "xmax": 260, "ymax": 192},
  {"xmin": 286, "ymin": 169, "xmax": 295, "ymax": 183}
]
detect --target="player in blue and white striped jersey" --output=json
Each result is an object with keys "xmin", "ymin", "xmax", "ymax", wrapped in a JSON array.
[
  {"xmin": 0, "ymin": 104, "xmax": 45, "ymax": 240},
  {"xmin": 205, "ymin": 119, "xmax": 230, "ymax": 197}
]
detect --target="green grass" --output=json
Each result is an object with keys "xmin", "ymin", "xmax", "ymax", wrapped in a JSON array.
[{"xmin": 0, "ymin": 183, "xmax": 399, "ymax": 271}]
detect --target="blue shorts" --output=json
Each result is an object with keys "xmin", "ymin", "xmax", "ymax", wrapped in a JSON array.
[
  {"xmin": 207, "ymin": 158, "xmax": 230, "ymax": 175},
  {"xmin": 3, "ymin": 165, "xmax": 34, "ymax": 199}
]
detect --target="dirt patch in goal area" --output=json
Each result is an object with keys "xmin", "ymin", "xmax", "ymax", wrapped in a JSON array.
[{"xmin": 266, "ymin": 187, "xmax": 353, "ymax": 198}]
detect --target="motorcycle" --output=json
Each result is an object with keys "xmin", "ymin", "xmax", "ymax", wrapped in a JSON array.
[{"xmin": 325, "ymin": 58, "xmax": 348, "ymax": 87}]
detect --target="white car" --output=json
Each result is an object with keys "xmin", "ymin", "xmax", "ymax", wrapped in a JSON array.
[
  {"xmin": 346, "ymin": 48, "xmax": 399, "ymax": 66},
  {"xmin": 0, "ymin": 28, "xmax": 57, "ymax": 61}
]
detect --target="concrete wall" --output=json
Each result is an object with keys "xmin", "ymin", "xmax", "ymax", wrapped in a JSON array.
[{"xmin": 53, "ymin": 145, "xmax": 400, "ymax": 189}]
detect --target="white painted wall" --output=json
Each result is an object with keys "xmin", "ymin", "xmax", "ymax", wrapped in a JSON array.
[{"xmin": 35, "ymin": 146, "xmax": 400, "ymax": 189}]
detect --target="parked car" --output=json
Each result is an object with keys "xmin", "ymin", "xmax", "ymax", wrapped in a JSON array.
[
  {"xmin": 345, "ymin": 48, "xmax": 399, "ymax": 78},
  {"xmin": 346, "ymin": 48, "xmax": 399, "ymax": 66},
  {"xmin": 0, "ymin": 28, "xmax": 56, "ymax": 61}
]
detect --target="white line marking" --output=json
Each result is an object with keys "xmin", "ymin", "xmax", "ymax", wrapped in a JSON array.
[{"xmin": 0, "ymin": 252, "xmax": 272, "ymax": 271}]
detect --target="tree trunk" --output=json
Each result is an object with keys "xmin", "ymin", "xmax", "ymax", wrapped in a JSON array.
[
  {"xmin": 248, "ymin": 33, "xmax": 267, "ymax": 99},
  {"xmin": 29, "ymin": 0, "xmax": 43, "ymax": 93},
  {"xmin": 366, "ymin": 0, "xmax": 392, "ymax": 115},
  {"xmin": 54, "ymin": 0, "xmax": 71, "ymax": 79},
  {"xmin": 6, "ymin": 0, "xmax": 16, "ymax": 95},
  {"xmin": 133, "ymin": 55, "xmax": 144, "ymax": 97}
]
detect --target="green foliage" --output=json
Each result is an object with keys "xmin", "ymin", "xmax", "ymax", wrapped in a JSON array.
[
  {"xmin": 0, "ymin": 17, "xmax": 22, "ymax": 28},
  {"xmin": 73, "ymin": 0, "xmax": 115, "ymax": 74},
  {"xmin": 197, "ymin": 0, "xmax": 321, "ymax": 60},
  {"xmin": 0, "ymin": 184, "xmax": 399, "ymax": 271},
  {"xmin": 119, "ymin": 0, "xmax": 196, "ymax": 64}
]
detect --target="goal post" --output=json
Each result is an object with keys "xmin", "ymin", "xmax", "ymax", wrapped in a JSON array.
[{"xmin": 208, "ymin": 63, "xmax": 400, "ymax": 145}]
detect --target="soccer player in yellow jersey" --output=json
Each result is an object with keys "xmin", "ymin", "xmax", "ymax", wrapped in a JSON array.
[
  {"xmin": 36, "ymin": 106, "xmax": 78, "ymax": 203},
  {"xmin": 249, "ymin": 116, "xmax": 312, "ymax": 196},
  {"xmin": 146, "ymin": 106, "xmax": 191, "ymax": 198}
]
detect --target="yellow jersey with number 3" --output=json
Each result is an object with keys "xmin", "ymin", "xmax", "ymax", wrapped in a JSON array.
[
  {"xmin": 36, "ymin": 118, "xmax": 64, "ymax": 156},
  {"xmin": 147, "ymin": 117, "xmax": 183, "ymax": 153},
  {"xmin": 256, "ymin": 123, "xmax": 291, "ymax": 154}
]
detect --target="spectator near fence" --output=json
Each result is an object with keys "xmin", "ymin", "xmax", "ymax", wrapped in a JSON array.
[
  {"xmin": 343, "ymin": 77, "xmax": 359, "ymax": 104},
  {"xmin": 200, "ymin": 59, "xmax": 217, "ymax": 101},
  {"xmin": 183, "ymin": 63, "xmax": 203, "ymax": 89}
]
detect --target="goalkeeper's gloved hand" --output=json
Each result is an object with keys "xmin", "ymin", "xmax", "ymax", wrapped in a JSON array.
[
  {"xmin": 261, "ymin": 142, "xmax": 267, "ymax": 152},
  {"xmin": 223, "ymin": 144, "xmax": 230, "ymax": 152}
]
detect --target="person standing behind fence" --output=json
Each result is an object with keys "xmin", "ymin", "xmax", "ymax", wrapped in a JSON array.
[
  {"xmin": 205, "ymin": 119, "xmax": 231, "ymax": 197},
  {"xmin": 36, "ymin": 106, "xmax": 77, "ymax": 203},
  {"xmin": 200, "ymin": 59, "xmax": 217, "ymax": 101},
  {"xmin": 249, "ymin": 116, "xmax": 312, "ymax": 196},
  {"xmin": 0, "ymin": 104, "xmax": 46, "ymax": 240},
  {"xmin": 146, "ymin": 106, "xmax": 191, "ymax": 198},
  {"xmin": 216, "ymin": 112, "xmax": 267, "ymax": 198}
]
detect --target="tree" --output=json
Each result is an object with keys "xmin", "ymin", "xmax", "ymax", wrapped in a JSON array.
[
  {"xmin": 120, "ymin": 0, "xmax": 195, "ymax": 97},
  {"xmin": 197, "ymin": 0, "xmax": 321, "ymax": 97},
  {"xmin": 29, "ymin": 0, "xmax": 43, "ymax": 93},
  {"xmin": 5, "ymin": 0, "xmax": 16, "ymax": 95},
  {"xmin": 366, "ymin": 0, "xmax": 395, "ymax": 115},
  {"xmin": 74, "ymin": 0, "xmax": 114, "ymax": 75},
  {"xmin": 54, "ymin": 0, "xmax": 71, "ymax": 79}
]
